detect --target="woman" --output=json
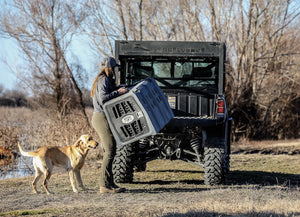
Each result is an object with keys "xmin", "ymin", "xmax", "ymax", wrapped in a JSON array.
[{"xmin": 91, "ymin": 57, "xmax": 127, "ymax": 193}]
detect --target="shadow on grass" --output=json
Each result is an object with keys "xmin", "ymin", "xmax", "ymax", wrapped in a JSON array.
[
  {"xmin": 147, "ymin": 169, "xmax": 204, "ymax": 174},
  {"xmin": 133, "ymin": 169, "xmax": 299, "ymax": 189},
  {"xmin": 226, "ymin": 170, "xmax": 300, "ymax": 187},
  {"xmin": 134, "ymin": 179, "xmax": 204, "ymax": 185},
  {"xmin": 131, "ymin": 177, "xmax": 205, "ymax": 193},
  {"xmin": 134, "ymin": 169, "xmax": 204, "ymax": 187},
  {"xmin": 127, "ymin": 186, "xmax": 207, "ymax": 194}
]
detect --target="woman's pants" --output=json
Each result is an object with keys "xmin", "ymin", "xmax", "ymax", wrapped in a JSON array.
[{"xmin": 92, "ymin": 112, "xmax": 116, "ymax": 188}]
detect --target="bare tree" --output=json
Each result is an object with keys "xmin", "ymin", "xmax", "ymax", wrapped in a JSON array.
[
  {"xmin": 138, "ymin": 0, "xmax": 143, "ymax": 40},
  {"xmin": 116, "ymin": 0, "xmax": 128, "ymax": 40},
  {"xmin": 82, "ymin": 0, "xmax": 299, "ymax": 139},
  {"xmin": 224, "ymin": 0, "xmax": 300, "ymax": 139},
  {"xmin": 0, "ymin": 0, "xmax": 89, "ymax": 125},
  {"xmin": 3, "ymin": 0, "xmax": 298, "ymax": 139}
]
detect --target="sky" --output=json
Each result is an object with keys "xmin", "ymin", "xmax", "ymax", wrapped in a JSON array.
[
  {"xmin": 0, "ymin": 37, "xmax": 20, "ymax": 90},
  {"xmin": 0, "ymin": 35, "xmax": 96, "ymax": 92}
]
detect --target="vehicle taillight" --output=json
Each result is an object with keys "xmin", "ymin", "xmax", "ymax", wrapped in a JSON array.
[{"xmin": 217, "ymin": 99, "xmax": 224, "ymax": 114}]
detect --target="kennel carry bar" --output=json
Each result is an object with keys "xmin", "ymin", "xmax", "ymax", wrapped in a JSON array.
[{"xmin": 103, "ymin": 77, "xmax": 174, "ymax": 147}]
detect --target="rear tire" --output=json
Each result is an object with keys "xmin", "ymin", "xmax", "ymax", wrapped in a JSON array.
[
  {"xmin": 203, "ymin": 144, "xmax": 225, "ymax": 185},
  {"xmin": 113, "ymin": 143, "xmax": 136, "ymax": 183},
  {"xmin": 134, "ymin": 162, "xmax": 147, "ymax": 172}
]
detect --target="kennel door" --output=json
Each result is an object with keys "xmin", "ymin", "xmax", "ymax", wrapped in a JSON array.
[{"xmin": 103, "ymin": 77, "xmax": 174, "ymax": 147}]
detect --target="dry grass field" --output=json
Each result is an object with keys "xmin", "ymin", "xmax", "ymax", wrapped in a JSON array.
[{"xmin": 0, "ymin": 108, "xmax": 299, "ymax": 216}]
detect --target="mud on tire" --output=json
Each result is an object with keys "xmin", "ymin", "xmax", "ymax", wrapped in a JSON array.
[
  {"xmin": 113, "ymin": 143, "xmax": 136, "ymax": 183},
  {"xmin": 204, "ymin": 144, "xmax": 225, "ymax": 185}
]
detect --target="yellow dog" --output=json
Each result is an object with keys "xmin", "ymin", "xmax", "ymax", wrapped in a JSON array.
[{"xmin": 18, "ymin": 135, "xmax": 98, "ymax": 195}]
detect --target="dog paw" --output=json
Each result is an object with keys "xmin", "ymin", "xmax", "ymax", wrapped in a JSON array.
[{"xmin": 82, "ymin": 187, "xmax": 89, "ymax": 191}]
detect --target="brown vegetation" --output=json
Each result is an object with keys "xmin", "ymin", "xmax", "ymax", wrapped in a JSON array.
[
  {"xmin": 0, "ymin": 147, "xmax": 15, "ymax": 166},
  {"xmin": 232, "ymin": 139, "xmax": 300, "ymax": 155},
  {"xmin": 0, "ymin": 0, "xmax": 299, "ymax": 140},
  {"xmin": 0, "ymin": 107, "xmax": 99, "ymax": 159}
]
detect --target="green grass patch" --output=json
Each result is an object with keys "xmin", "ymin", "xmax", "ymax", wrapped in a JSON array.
[{"xmin": 0, "ymin": 208, "xmax": 57, "ymax": 216}]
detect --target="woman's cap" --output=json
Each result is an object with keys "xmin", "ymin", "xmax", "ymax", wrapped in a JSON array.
[{"xmin": 103, "ymin": 57, "xmax": 120, "ymax": 68}]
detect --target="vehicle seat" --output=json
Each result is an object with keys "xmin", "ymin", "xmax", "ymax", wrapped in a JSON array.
[{"xmin": 192, "ymin": 67, "xmax": 212, "ymax": 77}]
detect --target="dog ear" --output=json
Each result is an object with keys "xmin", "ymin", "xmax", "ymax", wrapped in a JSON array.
[{"xmin": 74, "ymin": 139, "xmax": 83, "ymax": 147}]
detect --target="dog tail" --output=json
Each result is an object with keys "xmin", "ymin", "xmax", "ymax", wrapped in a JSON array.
[{"xmin": 17, "ymin": 142, "xmax": 38, "ymax": 157}]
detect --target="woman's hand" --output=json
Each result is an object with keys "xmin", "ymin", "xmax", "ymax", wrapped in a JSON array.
[{"xmin": 117, "ymin": 87, "xmax": 128, "ymax": 95}]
